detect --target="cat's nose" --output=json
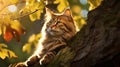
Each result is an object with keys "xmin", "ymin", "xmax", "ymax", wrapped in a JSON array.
[{"xmin": 47, "ymin": 27, "xmax": 51, "ymax": 31}]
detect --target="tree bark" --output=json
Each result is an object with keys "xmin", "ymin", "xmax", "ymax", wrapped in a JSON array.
[
  {"xmin": 70, "ymin": 0, "xmax": 120, "ymax": 67},
  {"xmin": 10, "ymin": 0, "xmax": 120, "ymax": 67}
]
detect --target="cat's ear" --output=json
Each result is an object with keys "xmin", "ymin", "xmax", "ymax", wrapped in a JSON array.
[{"xmin": 63, "ymin": 7, "xmax": 72, "ymax": 16}]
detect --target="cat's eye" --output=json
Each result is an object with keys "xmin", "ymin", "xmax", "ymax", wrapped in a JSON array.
[
  {"xmin": 54, "ymin": 21, "xmax": 61, "ymax": 26},
  {"xmin": 57, "ymin": 21, "xmax": 61, "ymax": 24}
]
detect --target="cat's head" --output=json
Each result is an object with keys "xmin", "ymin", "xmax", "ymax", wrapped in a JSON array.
[{"xmin": 44, "ymin": 7, "xmax": 76, "ymax": 39}]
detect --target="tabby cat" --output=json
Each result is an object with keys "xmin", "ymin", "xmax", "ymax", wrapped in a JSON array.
[{"xmin": 15, "ymin": 7, "xmax": 77, "ymax": 67}]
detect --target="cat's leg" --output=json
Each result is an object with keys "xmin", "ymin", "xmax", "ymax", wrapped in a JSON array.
[
  {"xmin": 39, "ymin": 42, "xmax": 66, "ymax": 65},
  {"xmin": 40, "ymin": 51, "xmax": 56, "ymax": 64},
  {"xmin": 25, "ymin": 55, "xmax": 40, "ymax": 66},
  {"xmin": 12, "ymin": 62, "xmax": 27, "ymax": 67},
  {"xmin": 14, "ymin": 55, "xmax": 40, "ymax": 67}
]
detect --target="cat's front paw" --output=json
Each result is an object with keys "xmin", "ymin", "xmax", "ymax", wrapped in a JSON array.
[
  {"xmin": 40, "ymin": 52, "xmax": 56, "ymax": 65},
  {"xmin": 12, "ymin": 62, "xmax": 27, "ymax": 67}
]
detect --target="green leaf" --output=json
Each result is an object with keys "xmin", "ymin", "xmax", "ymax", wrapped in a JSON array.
[
  {"xmin": 8, "ymin": 50, "xmax": 18, "ymax": 58},
  {"xmin": 22, "ymin": 33, "xmax": 42, "ymax": 54},
  {"xmin": 0, "ymin": 43, "xmax": 17, "ymax": 59},
  {"xmin": 88, "ymin": 0, "xmax": 103, "ymax": 10},
  {"xmin": 28, "ymin": 34, "xmax": 36, "ymax": 43},
  {"xmin": 54, "ymin": 0, "xmax": 69, "ymax": 12},
  {"xmin": 10, "ymin": 0, "xmax": 18, "ymax": 4},
  {"xmin": 29, "ymin": 10, "xmax": 42, "ymax": 21},
  {"xmin": 29, "ymin": 12, "xmax": 37, "ymax": 21},
  {"xmin": 74, "ymin": 15, "xmax": 86, "ymax": 31},
  {"xmin": 22, "ymin": 43, "xmax": 32, "ymax": 54},
  {"xmin": 0, "ymin": 50, "xmax": 8, "ymax": 59},
  {"xmin": 0, "ymin": 43, "xmax": 7, "ymax": 48},
  {"xmin": 11, "ymin": 20, "xmax": 25, "ymax": 35},
  {"xmin": 28, "ymin": 1, "xmax": 44, "ymax": 21}
]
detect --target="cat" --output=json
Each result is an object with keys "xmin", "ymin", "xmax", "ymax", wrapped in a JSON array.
[{"xmin": 14, "ymin": 7, "xmax": 77, "ymax": 67}]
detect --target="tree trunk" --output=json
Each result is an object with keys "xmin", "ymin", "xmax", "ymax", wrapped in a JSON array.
[
  {"xmin": 70, "ymin": 0, "xmax": 120, "ymax": 67},
  {"xmin": 11, "ymin": 0, "xmax": 120, "ymax": 67}
]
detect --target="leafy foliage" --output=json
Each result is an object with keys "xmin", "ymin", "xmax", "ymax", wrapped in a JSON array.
[
  {"xmin": 54, "ymin": 0, "xmax": 69, "ymax": 12},
  {"xmin": 0, "ymin": 43, "xmax": 17, "ymax": 59},
  {"xmin": 22, "ymin": 33, "xmax": 41, "ymax": 54},
  {"xmin": 0, "ymin": 0, "xmax": 44, "ymax": 42},
  {"xmin": 88, "ymin": 0, "xmax": 103, "ymax": 10},
  {"xmin": 2, "ymin": 20, "xmax": 25, "ymax": 42},
  {"xmin": 21, "ymin": 0, "xmax": 44, "ymax": 21}
]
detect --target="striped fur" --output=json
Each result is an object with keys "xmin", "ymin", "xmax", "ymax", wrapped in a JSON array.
[{"xmin": 16, "ymin": 7, "xmax": 77, "ymax": 67}]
